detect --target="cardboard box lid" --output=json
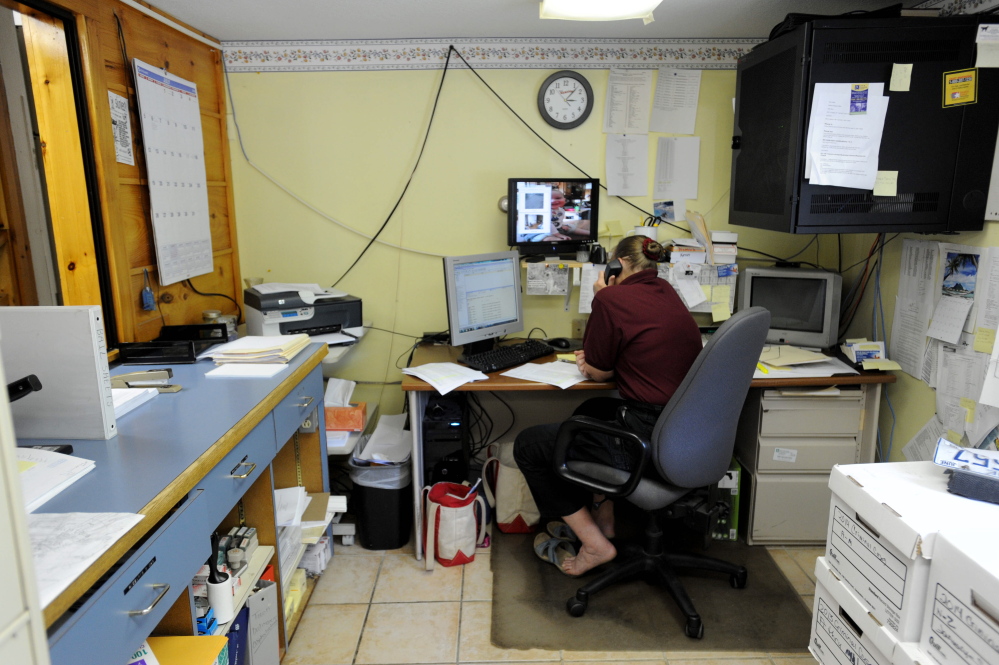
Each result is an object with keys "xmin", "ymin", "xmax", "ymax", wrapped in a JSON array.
[
  {"xmin": 934, "ymin": 528, "xmax": 999, "ymax": 573},
  {"xmin": 146, "ymin": 636, "xmax": 228, "ymax": 665},
  {"xmin": 829, "ymin": 462, "xmax": 999, "ymax": 560}
]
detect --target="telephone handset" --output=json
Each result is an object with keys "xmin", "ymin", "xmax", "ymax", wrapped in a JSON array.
[{"xmin": 604, "ymin": 259, "xmax": 623, "ymax": 283}]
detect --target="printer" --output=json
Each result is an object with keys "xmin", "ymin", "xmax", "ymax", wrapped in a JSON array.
[{"xmin": 244, "ymin": 287, "xmax": 362, "ymax": 338}]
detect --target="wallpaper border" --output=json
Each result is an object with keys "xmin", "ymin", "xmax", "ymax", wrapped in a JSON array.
[{"xmin": 221, "ymin": 38, "xmax": 764, "ymax": 72}]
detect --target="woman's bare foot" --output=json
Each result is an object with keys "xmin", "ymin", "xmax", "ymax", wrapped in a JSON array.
[
  {"xmin": 592, "ymin": 499, "xmax": 615, "ymax": 539},
  {"xmin": 562, "ymin": 540, "xmax": 616, "ymax": 576}
]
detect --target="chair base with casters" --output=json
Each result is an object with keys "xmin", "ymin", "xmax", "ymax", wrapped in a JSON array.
[{"xmin": 564, "ymin": 511, "xmax": 747, "ymax": 639}]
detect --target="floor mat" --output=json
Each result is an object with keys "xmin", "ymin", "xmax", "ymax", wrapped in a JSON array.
[{"xmin": 490, "ymin": 529, "xmax": 813, "ymax": 652}]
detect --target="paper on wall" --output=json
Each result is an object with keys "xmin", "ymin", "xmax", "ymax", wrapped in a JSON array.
[
  {"xmin": 936, "ymin": 242, "xmax": 981, "ymax": 335},
  {"xmin": 526, "ymin": 263, "xmax": 569, "ymax": 296},
  {"xmin": 922, "ymin": 338, "xmax": 940, "ymax": 388},
  {"xmin": 974, "ymin": 248, "xmax": 999, "ymax": 354},
  {"xmin": 805, "ymin": 82, "xmax": 889, "ymax": 190},
  {"xmin": 890, "ymin": 239, "xmax": 938, "ymax": 378},
  {"xmin": 979, "ymin": 328, "xmax": 999, "ymax": 409},
  {"xmin": 603, "ymin": 68, "xmax": 652, "ymax": 134},
  {"xmin": 578, "ymin": 264, "xmax": 603, "ymax": 314},
  {"xmin": 966, "ymin": 403, "xmax": 999, "ymax": 448},
  {"xmin": 902, "ymin": 413, "xmax": 945, "ymax": 461},
  {"xmin": 605, "ymin": 134, "xmax": 649, "ymax": 196},
  {"xmin": 653, "ymin": 137, "xmax": 699, "ymax": 200},
  {"xmin": 650, "ymin": 68, "xmax": 701, "ymax": 134},
  {"xmin": 927, "ymin": 295, "xmax": 974, "ymax": 344}
]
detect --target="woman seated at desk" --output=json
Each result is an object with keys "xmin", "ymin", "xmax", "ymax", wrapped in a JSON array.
[{"xmin": 514, "ymin": 235, "xmax": 702, "ymax": 576}]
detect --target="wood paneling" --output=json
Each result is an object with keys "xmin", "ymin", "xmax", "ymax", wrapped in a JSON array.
[
  {"xmin": 0, "ymin": 62, "xmax": 37, "ymax": 305},
  {"xmin": 3, "ymin": 0, "xmax": 240, "ymax": 341}
]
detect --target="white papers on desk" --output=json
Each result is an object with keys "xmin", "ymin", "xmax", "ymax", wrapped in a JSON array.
[
  {"xmin": 603, "ymin": 68, "xmax": 652, "ymax": 134},
  {"xmin": 653, "ymin": 137, "xmax": 699, "ymax": 201},
  {"xmin": 501, "ymin": 361, "xmax": 586, "ymax": 389},
  {"xmin": 401, "ymin": 362, "xmax": 488, "ymax": 395},
  {"xmin": 199, "ymin": 334, "xmax": 310, "ymax": 363},
  {"xmin": 112, "ymin": 387, "xmax": 158, "ymax": 417},
  {"xmin": 605, "ymin": 134, "xmax": 648, "ymax": 197},
  {"xmin": 206, "ymin": 364, "xmax": 287, "ymax": 378},
  {"xmin": 28, "ymin": 511, "xmax": 143, "ymax": 607},
  {"xmin": 650, "ymin": 68, "xmax": 701, "ymax": 135},
  {"xmin": 355, "ymin": 413, "xmax": 410, "ymax": 464},
  {"xmin": 274, "ymin": 486, "xmax": 309, "ymax": 527},
  {"xmin": 805, "ymin": 83, "xmax": 888, "ymax": 190},
  {"xmin": 753, "ymin": 356, "xmax": 858, "ymax": 380},
  {"xmin": 17, "ymin": 448, "xmax": 95, "ymax": 513}
]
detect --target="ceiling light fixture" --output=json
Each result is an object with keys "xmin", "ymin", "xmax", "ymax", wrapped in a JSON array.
[{"xmin": 539, "ymin": 0, "xmax": 662, "ymax": 24}]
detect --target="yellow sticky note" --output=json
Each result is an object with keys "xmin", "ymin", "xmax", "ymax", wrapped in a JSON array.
[
  {"xmin": 556, "ymin": 353, "xmax": 575, "ymax": 362},
  {"xmin": 946, "ymin": 430, "xmax": 964, "ymax": 445},
  {"xmin": 974, "ymin": 327, "xmax": 996, "ymax": 355},
  {"xmin": 874, "ymin": 171, "xmax": 898, "ymax": 197},
  {"xmin": 890, "ymin": 63, "xmax": 912, "ymax": 92},
  {"xmin": 712, "ymin": 302, "xmax": 731, "ymax": 323},
  {"xmin": 701, "ymin": 285, "xmax": 712, "ymax": 301},
  {"xmin": 17, "ymin": 460, "xmax": 36, "ymax": 473},
  {"xmin": 961, "ymin": 397, "xmax": 977, "ymax": 423},
  {"xmin": 713, "ymin": 285, "xmax": 731, "ymax": 304}
]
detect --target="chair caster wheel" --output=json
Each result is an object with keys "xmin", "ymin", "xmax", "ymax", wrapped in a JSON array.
[
  {"xmin": 566, "ymin": 595, "xmax": 587, "ymax": 617},
  {"xmin": 685, "ymin": 617, "xmax": 704, "ymax": 639},
  {"xmin": 730, "ymin": 568, "xmax": 748, "ymax": 589}
]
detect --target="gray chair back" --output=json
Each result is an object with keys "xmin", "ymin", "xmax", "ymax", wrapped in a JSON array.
[{"xmin": 649, "ymin": 306, "xmax": 770, "ymax": 489}]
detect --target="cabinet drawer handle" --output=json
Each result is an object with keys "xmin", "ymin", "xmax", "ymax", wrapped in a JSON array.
[
  {"xmin": 230, "ymin": 461, "xmax": 257, "ymax": 479},
  {"xmin": 128, "ymin": 583, "xmax": 170, "ymax": 616},
  {"xmin": 295, "ymin": 396, "xmax": 315, "ymax": 408}
]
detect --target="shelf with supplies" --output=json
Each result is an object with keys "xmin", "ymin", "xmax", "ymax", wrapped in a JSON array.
[{"xmin": 211, "ymin": 545, "xmax": 274, "ymax": 636}]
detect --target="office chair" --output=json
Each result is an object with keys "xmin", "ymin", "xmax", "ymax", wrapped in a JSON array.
[{"xmin": 552, "ymin": 306, "xmax": 771, "ymax": 639}]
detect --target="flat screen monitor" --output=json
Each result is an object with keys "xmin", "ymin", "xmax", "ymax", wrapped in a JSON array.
[
  {"xmin": 443, "ymin": 250, "xmax": 524, "ymax": 354},
  {"xmin": 507, "ymin": 178, "xmax": 599, "ymax": 258},
  {"xmin": 737, "ymin": 267, "xmax": 842, "ymax": 349}
]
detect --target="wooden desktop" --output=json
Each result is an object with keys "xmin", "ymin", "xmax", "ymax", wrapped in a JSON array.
[{"xmin": 402, "ymin": 342, "xmax": 895, "ymax": 557}]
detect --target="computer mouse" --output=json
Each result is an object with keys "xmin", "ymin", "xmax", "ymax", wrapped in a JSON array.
[{"xmin": 548, "ymin": 337, "xmax": 572, "ymax": 349}]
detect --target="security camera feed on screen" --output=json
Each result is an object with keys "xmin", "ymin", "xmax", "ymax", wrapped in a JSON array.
[{"xmin": 510, "ymin": 180, "xmax": 595, "ymax": 243}]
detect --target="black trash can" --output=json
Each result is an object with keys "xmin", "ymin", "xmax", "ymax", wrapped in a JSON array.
[{"xmin": 349, "ymin": 460, "xmax": 412, "ymax": 550}]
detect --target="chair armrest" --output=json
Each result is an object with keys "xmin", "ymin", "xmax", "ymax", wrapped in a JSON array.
[{"xmin": 552, "ymin": 415, "xmax": 651, "ymax": 498}]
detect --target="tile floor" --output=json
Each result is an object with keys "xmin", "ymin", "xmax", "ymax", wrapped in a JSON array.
[{"xmin": 282, "ymin": 538, "xmax": 824, "ymax": 665}]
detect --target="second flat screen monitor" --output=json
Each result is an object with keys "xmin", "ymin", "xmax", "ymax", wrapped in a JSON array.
[{"xmin": 443, "ymin": 250, "xmax": 524, "ymax": 352}]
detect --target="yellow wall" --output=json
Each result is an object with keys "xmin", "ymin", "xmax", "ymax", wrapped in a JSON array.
[{"xmin": 225, "ymin": 67, "xmax": 909, "ymax": 418}]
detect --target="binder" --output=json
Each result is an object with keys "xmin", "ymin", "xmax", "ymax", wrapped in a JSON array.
[{"xmin": 0, "ymin": 306, "xmax": 117, "ymax": 439}]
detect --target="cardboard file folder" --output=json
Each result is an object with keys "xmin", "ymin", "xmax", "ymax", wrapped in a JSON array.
[{"xmin": 0, "ymin": 306, "xmax": 116, "ymax": 439}]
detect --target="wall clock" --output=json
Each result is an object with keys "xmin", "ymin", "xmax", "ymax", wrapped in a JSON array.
[{"xmin": 538, "ymin": 70, "xmax": 593, "ymax": 130}]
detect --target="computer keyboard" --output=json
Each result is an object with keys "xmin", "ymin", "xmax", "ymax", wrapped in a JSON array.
[{"xmin": 460, "ymin": 339, "xmax": 556, "ymax": 373}]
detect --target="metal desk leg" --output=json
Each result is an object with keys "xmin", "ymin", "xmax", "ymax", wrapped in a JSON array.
[{"xmin": 410, "ymin": 390, "xmax": 429, "ymax": 560}]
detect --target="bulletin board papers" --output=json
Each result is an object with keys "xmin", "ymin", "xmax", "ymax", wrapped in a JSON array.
[
  {"xmin": 605, "ymin": 134, "xmax": 649, "ymax": 197},
  {"xmin": 108, "ymin": 91, "xmax": 134, "ymax": 166},
  {"xmin": 653, "ymin": 137, "xmax": 699, "ymax": 201},
  {"xmin": 133, "ymin": 59, "xmax": 213, "ymax": 286},
  {"xmin": 603, "ymin": 69, "xmax": 652, "ymax": 135},
  {"xmin": 890, "ymin": 239, "xmax": 938, "ymax": 379},
  {"xmin": 657, "ymin": 263, "xmax": 737, "ymax": 315},
  {"xmin": 526, "ymin": 263, "xmax": 569, "ymax": 296},
  {"xmin": 650, "ymin": 68, "xmax": 701, "ymax": 135}
]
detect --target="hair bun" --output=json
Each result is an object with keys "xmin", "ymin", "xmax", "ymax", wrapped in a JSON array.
[{"xmin": 641, "ymin": 236, "xmax": 663, "ymax": 261}]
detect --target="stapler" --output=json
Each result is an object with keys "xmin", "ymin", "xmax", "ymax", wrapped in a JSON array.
[{"xmin": 110, "ymin": 369, "xmax": 182, "ymax": 393}]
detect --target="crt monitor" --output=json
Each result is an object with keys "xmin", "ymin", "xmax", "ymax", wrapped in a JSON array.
[
  {"xmin": 443, "ymin": 250, "xmax": 524, "ymax": 356},
  {"xmin": 737, "ymin": 267, "xmax": 842, "ymax": 349},
  {"xmin": 507, "ymin": 178, "xmax": 599, "ymax": 258}
]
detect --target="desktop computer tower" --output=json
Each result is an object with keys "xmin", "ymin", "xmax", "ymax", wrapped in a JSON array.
[
  {"xmin": 422, "ymin": 394, "xmax": 469, "ymax": 486},
  {"xmin": 730, "ymin": 16, "xmax": 999, "ymax": 234}
]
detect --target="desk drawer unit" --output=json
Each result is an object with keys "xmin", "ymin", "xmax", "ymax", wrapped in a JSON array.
[
  {"xmin": 273, "ymin": 368, "xmax": 322, "ymax": 447},
  {"xmin": 48, "ymin": 490, "xmax": 208, "ymax": 665},
  {"xmin": 199, "ymin": 415, "xmax": 274, "ymax": 526},
  {"xmin": 756, "ymin": 435, "xmax": 860, "ymax": 472},
  {"xmin": 759, "ymin": 391, "xmax": 864, "ymax": 437},
  {"xmin": 744, "ymin": 473, "xmax": 832, "ymax": 544}
]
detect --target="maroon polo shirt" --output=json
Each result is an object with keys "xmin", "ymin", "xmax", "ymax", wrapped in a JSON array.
[{"xmin": 583, "ymin": 268, "xmax": 702, "ymax": 406}]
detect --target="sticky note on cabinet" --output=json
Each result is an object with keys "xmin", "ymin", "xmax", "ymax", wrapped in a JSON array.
[
  {"xmin": 890, "ymin": 63, "xmax": 912, "ymax": 91},
  {"xmin": 874, "ymin": 171, "xmax": 898, "ymax": 197}
]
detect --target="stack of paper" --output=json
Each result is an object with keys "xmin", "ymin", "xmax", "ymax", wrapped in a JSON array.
[
  {"xmin": 501, "ymin": 361, "xmax": 587, "ymax": 390},
  {"xmin": 112, "ymin": 387, "xmax": 158, "ymax": 417},
  {"xmin": 401, "ymin": 362, "xmax": 488, "ymax": 395},
  {"xmin": 17, "ymin": 448, "xmax": 96, "ymax": 512},
  {"xmin": 200, "ymin": 334, "xmax": 310, "ymax": 364}
]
